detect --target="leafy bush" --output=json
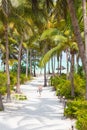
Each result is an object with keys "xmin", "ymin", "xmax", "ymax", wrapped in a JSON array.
[
  {"xmin": 51, "ymin": 73, "xmax": 85, "ymax": 99},
  {"xmin": 74, "ymin": 74, "xmax": 85, "ymax": 98},
  {"xmin": 76, "ymin": 111, "xmax": 87, "ymax": 130},
  {"xmin": 65, "ymin": 100, "xmax": 87, "ymax": 118},
  {"xmin": 65, "ymin": 99, "xmax": 87, "ymax": 130},
  {"xmin": 59, "ymin": 80, "xmax": 71, "ymax": 99}
]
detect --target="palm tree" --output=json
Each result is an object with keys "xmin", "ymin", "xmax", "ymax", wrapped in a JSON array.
[
  {"xmin": 66, "ymin": 0, "xmax": 87, "ymax": 99},
  {"xmin": 1, "ymin": 0, "xmax": 12, "ymax": 102}
]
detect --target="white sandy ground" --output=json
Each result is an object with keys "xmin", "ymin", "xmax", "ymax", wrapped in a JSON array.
[{"xmin": 0, "ymin": 76, "xmax": 76, "ymax": 130}]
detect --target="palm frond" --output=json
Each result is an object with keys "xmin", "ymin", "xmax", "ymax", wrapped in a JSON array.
[
  {"xmin": 40, "ymin": 28, "xmax": 59, "ymax": 40},
  {"xmin": 40, "ymin": 42, "xmax": 67, "ymax": 67},
  {"xmin": 51, "ymin": 35, "xmax": 67, "ymax": 42}
]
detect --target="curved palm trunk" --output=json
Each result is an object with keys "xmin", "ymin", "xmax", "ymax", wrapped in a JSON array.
[
  {"xmin": 0, "ymin": 94, "xmax": 4, "ymax": 111},
  {"xmin": 70, "ymin": 53, "xmax": 75, "ymax": 98},
  {"xmin": 16, "ymin": 36, "xmax": 23, "ymax": 93},
  {"xmin": 5, "ymin": 23, "xmax": 11, "ymax": 102},
  {"xmin": 26, "ymin": 49, "xmax": 29, "ymax": 78},
  {"xmin": 67, "ymin": 0, "xmax": 87, "ymax": 99}
]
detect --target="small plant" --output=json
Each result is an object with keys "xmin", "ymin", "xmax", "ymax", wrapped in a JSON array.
[{"xmin": 14, "ymin": 94, "xmax": 27, "ymax": 100}]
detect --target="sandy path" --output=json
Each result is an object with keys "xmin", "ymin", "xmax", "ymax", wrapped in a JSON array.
[{"xmin": 0, "ymin": 76, "xmax": 76, "ymax": 130}]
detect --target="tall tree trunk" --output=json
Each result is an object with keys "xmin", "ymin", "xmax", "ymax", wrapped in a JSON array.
[
  {"xmin": 33, "ymin": 64, "xmax": 36, "ymax": 77},
  {"xmin": 76, "ymin": 53, "xmax": 79, "ymax": 73},
  {"xmin": 66, "ymin": 49, "xmax": 69, "ymax": 79},
  {"xmin": 54, "ymin": 56, "xmax": 55, "ymax": 74},
  {"xmin": 34, "ymin": 51, "xmax": 36, "ymax": 77},
  {"xmin": 44, "ymin": 64, "xmax": 47, "ymax": 86},
  {"xmin": 51, "ymin": 56, "xmax": 54, "ymax": 75},
  {"xmin": 4, "ymin": 62, "xmax": 6, "ymax": 72},
  {"xmin": 0, "ymin": 94, "xmax": 4, "ymax": 111},
  {"xmin": 5, "ymin": 23, "xmax": 11, "ymax": 102},
  {"xmin": 57, "ymin": 54, "xmax": 59, "ymax": 74},
  {"xmin": 16, "ymin": 36, "xmax": 23, "ymax": 93},
  {"xmin": 67, "ymin": 0, "xmax": 87, "ymax": 99},
  {"xmin": 59, "ymin": 53, "xmax": 62, "ymax": 75},
  {"xmin": 82, "ymin": 0, "xmax": 87, "ymax": 99},
  {"xmin": 48, "ymin": 60, "xmax": 51, "ymax": 74},
  {"xmin": 43, "ymin": 44, "xmax": 47, "ymax": 86},
  {"xmin": 29, "ymin": 49, "xmax": 32, "ymax": 75},
  {"xmin": 70, "ymin": 53, "xmax": 75, "ymax": 98},
  {"xmin": 26, "ymin": 49, "xmax": 29, "ymax": 78}
]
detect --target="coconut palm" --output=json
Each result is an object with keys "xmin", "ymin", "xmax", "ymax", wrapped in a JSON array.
[
  {"xmin": 66, "ymin": 0, "xmax": 87, "ymax": 99},
  {"xmin": 1, "ymin": 0, "xmax": 13, "ymax": 102}
]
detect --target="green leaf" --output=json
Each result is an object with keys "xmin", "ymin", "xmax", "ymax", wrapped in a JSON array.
[{"xmin": 40, "ymin": 28, "xmax": 59, "ymax": 40}]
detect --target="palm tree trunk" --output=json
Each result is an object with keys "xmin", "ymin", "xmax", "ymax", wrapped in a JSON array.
[
  {"xmin": 29, "ymin": 49, "xmax": 32, "ymax": 75},
  {"xmin": 70, "ymin": 53, "xmax": 75, "ymax": 98},
  {"xmin": 67, "ymin": 0, "xmax": 87, "ymax": 99},
  {"xmin": 5, "ymin": 23, "xmax": 11, "ymax": 102},
  {"xmin": 54, "ymin": 56, "xmax": 56, "ymax": 74},
  {"xmin": 44, "ymin": 44, "xmax": 47, "ymax": 86},
  {"xmin": 60, "ymin": 53, "xmax": 62, "ymax": 75},
  {"xmin": 57, "ymin": 54, "xmax": 59, "ymax": 74},
  {"xmin": 51, "ymin": 57, "xmax": 54, "ymax": 75},
  {"xmin": 66, "ymin": 49, "xmax": 69, "ymax": 79},
  {"xmin": 44, "ymin": 64, "xmax": 47, "ymax": 86},
  {"xmin": 82, "ymin": 0, "xmax": 87, "ymax": 99},
  {"xmin": 26, "ymin": 49, "xmax": 29, "ymax": 78},
  {"xmin": 76, "ymin": 53, "xmax": 79, "ymax": 73},
  {"xmin": 16, "ymin": 36, "xmax": 23, "ymax": 93},
  {"xmin": 0, "ymin": 94, "xmax": 4, "ymax": 111},
  {"xmin": 48, "ymin": 60, "xmax": 51, "ymax": 74}
]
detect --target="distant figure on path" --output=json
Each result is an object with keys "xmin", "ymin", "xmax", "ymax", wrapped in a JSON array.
[{"xmin": 37, "ymin": 85, "xmax": 42, "ymax": 96}]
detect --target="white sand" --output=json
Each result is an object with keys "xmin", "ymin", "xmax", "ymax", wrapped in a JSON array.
[{"xmin": 0, "ymin": 76, "xmax": 76, "ymax": 130}]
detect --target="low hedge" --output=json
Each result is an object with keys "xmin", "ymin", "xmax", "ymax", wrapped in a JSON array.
[{"xmin": 64, "ymin": 100, "xmax": 87, "ymax": 130}]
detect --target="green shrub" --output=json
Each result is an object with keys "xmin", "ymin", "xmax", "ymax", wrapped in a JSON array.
[
  {"xmin": 0, "ymin": 72, "xmax": 7, "ymax": 95},
  {"xmin": 76, "ymin": 111, "xmax": 87, "ymax": 130},
  {"xmin": 51, "ymin": 73, "xmax": 85, "ymax": 99},
  {"xmin": 74, "ymin": 74, "xmax": 85, "ymax": 98},
  {"xmin": 50, "ymin": 75, "xmax": 59, "ymax": 89},
  {"xmin": 14, "ymin": 94, "xmax": 27, "ymax": 100},
  {"xmin": 65, "ymin": 100, "xmax": 87, "ymax": 118},
  {"xmin": 59, "ymin": 80, "xmax": 71, "ymax": 98}
]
